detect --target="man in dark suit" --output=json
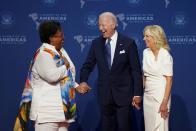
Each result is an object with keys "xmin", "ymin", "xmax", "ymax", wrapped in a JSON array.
[{"xmin": 79, "ymin": 12, "xmax": 143, "ymax": 131}]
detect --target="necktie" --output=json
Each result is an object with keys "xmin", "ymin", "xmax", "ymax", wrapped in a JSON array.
[{"xmin": 105, "ymin": 38, "xmax": 111, "ymax": 69}]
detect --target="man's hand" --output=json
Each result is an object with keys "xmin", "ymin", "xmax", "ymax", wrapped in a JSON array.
[
  {"xmin": 132, "ymin": 96, "xmax": 142, "ymax": 110},
  {"xmin": 76, "ymin": 82, "xmax": 91, "ymax": 94}
]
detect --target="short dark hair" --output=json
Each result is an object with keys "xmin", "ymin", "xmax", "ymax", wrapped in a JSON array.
[{"xmin": 38, "ymin": 21, "xmax": 61, "ymax": 43}]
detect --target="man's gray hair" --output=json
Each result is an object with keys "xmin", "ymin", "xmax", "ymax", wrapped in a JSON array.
[{"xmin": 99, "ymin": 12, "xmax": 118, "ymax": 27}]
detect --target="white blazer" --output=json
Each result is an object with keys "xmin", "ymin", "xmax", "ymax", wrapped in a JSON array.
[{"xmin": 30, "ymin": 43, "xmax": 78, "ymax": 123}]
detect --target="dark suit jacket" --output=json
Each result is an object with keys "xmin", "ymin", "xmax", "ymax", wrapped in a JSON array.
[{"xmin": 80, "ymin": 33, "xmax": 143, "ymax": 106}]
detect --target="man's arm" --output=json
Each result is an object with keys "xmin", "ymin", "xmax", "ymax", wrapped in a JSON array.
[
  {"xmin": 129, "ymin": 39, "xmax": 143, "ymax": 109},
  {"xmin": 129, "ymin": 39, "xmax": 143, "ymax": 96},
  {"xmin": 80, "ymin": 41, "xmax": 97, "ymax": 91}
]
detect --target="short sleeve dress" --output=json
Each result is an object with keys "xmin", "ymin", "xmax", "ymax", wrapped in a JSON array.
[{"xmin": 143, "ymin": 47, "xmax": 173, "ymax": 131}]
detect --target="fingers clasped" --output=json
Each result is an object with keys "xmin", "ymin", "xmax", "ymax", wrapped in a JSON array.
[
  {"xmin": 132, "ymin": 96, "xmax": 142, "ymax": 110},
  {"xmin": 76, "ymin": 82, "xmax": 91, "ymax": 94}
]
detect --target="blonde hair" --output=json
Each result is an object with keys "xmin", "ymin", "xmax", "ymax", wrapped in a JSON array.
[{"xmin": 143, "ymin": 25, "xmax": 170, "ymax": 51}]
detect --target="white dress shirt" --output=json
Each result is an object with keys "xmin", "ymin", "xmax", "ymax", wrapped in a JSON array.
[{"xmin": 30, "ymin": 43, "xmax": 78, "ymax": 123}]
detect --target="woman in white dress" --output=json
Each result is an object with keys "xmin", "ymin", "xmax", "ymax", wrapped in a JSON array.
[{"xmin": 142, "ymin": 25, "xmax": 173, "ymax": 131}]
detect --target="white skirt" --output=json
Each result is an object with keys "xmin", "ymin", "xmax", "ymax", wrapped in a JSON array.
[{"xmin": 143, "ymin": 94, "xmax": 170, "ymax": 131}]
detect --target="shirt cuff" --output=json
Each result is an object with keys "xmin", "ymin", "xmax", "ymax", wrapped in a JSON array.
[{"xmin": 74, "ymin": 82, "xmax": 79, "ymax": 88}]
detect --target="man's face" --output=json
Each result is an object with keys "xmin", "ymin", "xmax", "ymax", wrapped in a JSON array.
[{"xmin": 98, "ymin": 16, "xmax": 115, "ymax": 38}]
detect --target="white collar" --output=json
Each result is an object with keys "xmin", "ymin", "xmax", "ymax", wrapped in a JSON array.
[
  {"xmin": 42, "ymin": 43, "xmax": 61, "ymax": 55},
  {"xmin": 110, "ymin": 30, "xmax": 118, "ymax": 42},
  {"xmin": 106, "ymin": 31, "xmax": 118, "ymax": 43}
]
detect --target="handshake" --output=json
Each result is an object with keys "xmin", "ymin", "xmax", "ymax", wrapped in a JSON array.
[{"xmin": 76, "ymin": 82, "xmax": 91, "ymax": 94}]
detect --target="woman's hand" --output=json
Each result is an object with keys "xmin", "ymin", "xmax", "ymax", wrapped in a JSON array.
[
  {"xmin": 62, "ymin": 56, "xmax": 70, "ymax": 68},
  {"xmin": 132, "ymin": 96, "xmax": 142, "ymax": 110},
  {"xmin": 159, "ymin": 100, "xmax": 169, "ymax": 119},
  {"xmin": 58, "ymin": 50, "xmax": 70, "ymax": 68}
]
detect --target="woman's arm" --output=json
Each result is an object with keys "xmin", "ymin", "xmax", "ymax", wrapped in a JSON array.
[
  {"xmin": 159, "ymin": 76, "xmax": 173, "ymax": 119},
  {"xmin": 35, "ymin": 51, "xmax": 67, "ymax": 83}
]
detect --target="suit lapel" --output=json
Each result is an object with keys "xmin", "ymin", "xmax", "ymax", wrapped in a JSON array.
[
  {"xmin": 100, "ymin": 34, "xmax": 124, "ymax": 71},
  {"xmin": 111, "ymin": 34, "xmax": 123, "ymax": 70},
  {"xmin": 100, "ymin": 37, "xmax": 111, "ymax": 70}
]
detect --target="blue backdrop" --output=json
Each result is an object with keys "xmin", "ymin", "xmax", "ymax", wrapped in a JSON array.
[{"xmin": 1, "ymin": 0, "xmax": 196, "ymax": 131}]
